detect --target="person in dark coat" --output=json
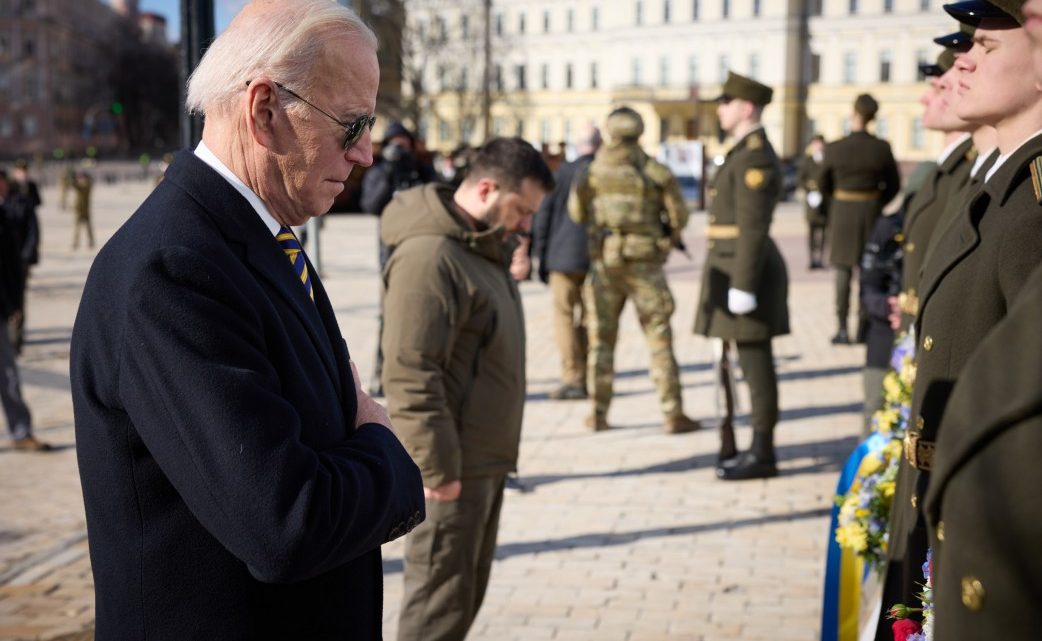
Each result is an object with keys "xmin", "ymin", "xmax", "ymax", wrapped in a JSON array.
[
  {"xmin": 531, "ymin": 124, "xmax": 602, "ymax": 400},
  {"xmin": 882, "ymin": 0, "xmax": 1042, "ymax": 631},
  {"xmin": 820, "ymin": 93, "xmax": 901, "ymax": 345},
  {"xmin": 694, "ymin": 72, "xmax": 790, "ymax": 480},
  {"xmin": 4, "ymin": 161, "xmax": 40, "ymax": 354},
  {"xmin": 69, "ymin": 3, "xmax": 425, "ymax": 639},
  {"xmin": 797, "ymin": 134, "xmax": 828, "ymax": 269}
]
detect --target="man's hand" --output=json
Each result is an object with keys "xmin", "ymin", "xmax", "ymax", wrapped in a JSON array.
[
  {"xmin": 887, "ymin": 296, "xmax": 901, "ymax": 331},
  {"xmin": 727, "ymin": 288, "xmax": 757, "ymax": 315},
  {"xmin": 510, "ymin": 236, "xmax": 532, "ymax": 281},
  {"xmin": 424, "ymin": 480, "xmax": 461, "ymax": 501},
  {"xmin": 350, "ymin": 360, "xmax": 391, "ymax": 429}
]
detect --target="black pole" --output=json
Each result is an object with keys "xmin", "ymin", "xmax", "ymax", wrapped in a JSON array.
[{"xmin": 180, "ymin": 0, "xmax": 215, "ymax": 149}]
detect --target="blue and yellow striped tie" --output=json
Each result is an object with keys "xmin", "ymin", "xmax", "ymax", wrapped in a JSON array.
[{"xmin": 276, "ymin": 226, "xmax": 314, "ymax": 301}]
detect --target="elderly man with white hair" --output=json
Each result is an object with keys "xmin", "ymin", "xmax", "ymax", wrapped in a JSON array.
[{"xmin": 70, "ymin": 1, "xmax": 424, "ymax": 639}]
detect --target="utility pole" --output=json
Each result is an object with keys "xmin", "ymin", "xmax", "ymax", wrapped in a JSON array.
[
  {"xmin": 179, "ymin": 0, "xmax": 215, "ymax": 149},
  {"xmin": 481, "ymin": 0, "xmax": 492, "ymax": 141}
]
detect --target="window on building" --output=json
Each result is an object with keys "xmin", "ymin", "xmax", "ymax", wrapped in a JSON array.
[
  {"xmin": 519, "ymin": 12, "xmax": 526, "ymax": 34},
  {"xmin": 911, "ymin": 117, "xmax": 925, "ymax": 149},
  {"xmin": 849, "ymin": 0, "xmax": 858, "ymax": 15},
  {"xmin": 664, "ymin": 0, "xmax": 672, "ymax": 22},
  {"xmin": 22, "ymin": 115, "xmax": 37, "ymax": 137},
  {"xmin": 722, "ymin": 0, "xmax": 730, "ymax": 19},
  {"xmin": 22, "ymin": 74, "xmax": 36, "ymax": 101},
  {"xmin": 660, "ymin": 117, "xmax": 670, "ymax": 143},
  {"xmin": 22, "ymin": 36, "xmax": 34, "ymax": 58},
  {"xmin": 0, "ymin": 35, "xmax": 7, "ymax": 57},
  {"xmin": 843, "ymin": 51, "xmax": 857, "ymax": 84},
  {"xmin": 437, "ymin": 64, "xmax": 446, "ymax": 90},
  {"xmin": 566, "ymin": 63, "xmax": 573, "ymax": 89},
  {"xmin": 688, "ymin": 55, "xmax": 699, "ymax": 85},
  {"xmin": 591, "ymin": 61, "xmax": 599, "ymax": 88},
  {"xmin": 632, "ymin": 58, "xmax": 642, "ymax": 85},
  {"xmin": 875, "ymin": 117, "xmax": 889, "ymax": 139},
  {"xmin": 461, "ymin": 15, "xmax": 469, "ymax": 38},
  {"xmin": 753, "ymin": 0, "xmax": 762, "ymax": 16},
  {"xmin": 416, "ymin": 19, "xmax": 426, "ymax": 42},
  {"xmin": 636, "ymin": 0, "xmax": 643, "ymax": 25},
  {"xmin": 543, "ymin": 10, "xmax": 550, "ymax": 33},
  {"xmin": 567, "ymin": 8, "xmax": 574, "ymax": 32},
  {"xmin": 879, "ymin": 49, "xmax": 892, "ymax": 83},
  {"xmin": 916, "ymin": 48, "xmax": 929, "ymax": 80},
  {"xmin": 920, "ymin": 0, "xmax": 930, "ymax": 9},
  {"xmin": 809, "ymin": 52, "xmax": 821, "ymax": 83},
  {"xmin": 541, "ymin": 63, "xmax": 549, "ymax": 89},
  {"xmin": 842, "ymin": 117, "xmax": 851, "ymax": 136},
  {"xmin": 541, "ymin": 119, "xmax": 551, "ymax": 144},
  {"xmin": 564, "ymin": 119, "xmax": 572, "ymax": 143},
  {"xmin": 494, "ymin": 64, "xmax": 503, "ymax": 91},
  {"xmin": 659, "ymin": 56, "xmax": 670, "ymax": 86},
  {"xmin": 692, "ymin": 0, "xmax": 700, "ymax": 20},
  {"xmin": 495, "ymin": 14, "xmax": 503, "ymax": 36},
  {"xmin": 592, "ymin": 6, "xmax": 600, "ymax": 30},
  {"xmin": 516, "ymin": 64, "xmax": 527, "ymax": 90},
  {"xmin": 493, "ymin": 118, "xmax": 504, "ymax": 135},
  {"xmin": 718, "ymin": 54, "xmax": 729, "ymax": 83},
  {"xmin": 0, "ymin": 117, "xmax": 12, "ymax": 138},
  {"xmin": 459, "ymin": 66, "xmax": 469, "ymax": 91},
  {"xmin": 436, "ymin": 16, "xmax": 447, "ymax": 41},
  {"xmin": 516, "ymin": 118, "xmax": 525, "ymax": 137},
  {"xmin": 809, "ymin": 0, "xmax": 823, "ymax": 16},
  {"xmin": 749, "ymin": 53, "xmax": 760, "ymax": 79},
  {"xmin": 462, "ymin": 118, "xmax": 475, "ymax": 142},
  {"xmin": 884, "ymin": 0, "xmax": 894, "ymax": 12}
]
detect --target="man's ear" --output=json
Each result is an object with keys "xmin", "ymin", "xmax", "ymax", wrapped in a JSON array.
[
  {"xmin": 246, "ymin": 78, "xmax": 281, "ymax": 149},
  {"xmin": 476, "ymin": 176, "xmax": 499, "ymax": 203}
]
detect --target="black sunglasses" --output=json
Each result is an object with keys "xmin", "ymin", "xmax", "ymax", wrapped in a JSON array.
[{"xmin": 247, "ymin": 80, "xmax": 376, "ymax": 149}]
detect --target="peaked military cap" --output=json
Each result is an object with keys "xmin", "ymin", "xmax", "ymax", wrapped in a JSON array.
[
  {"xmin": 919, "ymin": 49, "xmax": 957, "ymax": 77},
  {"xmin": 933, "ymin": 22, "xmax": 976, "ymax": 51},
  {"xmin": 854, "ymin": 93, "xmax": 879, "ymax": 121},
  {"xmin": 943, "ymin": 0, "xmax": 1024, "ymax": 26},
  {"xmin": 715, "ymin": 72, "xmax": 773, "ymax": 107},
  {"xmin": 606, "ymin": 106, "xmax": 644, "ymax": 140}
]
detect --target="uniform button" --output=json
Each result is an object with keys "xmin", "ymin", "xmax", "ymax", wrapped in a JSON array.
[
  {"xmin": 961, "ymin": 576, "xmax": 985, "ymax": 611},
  {"xmin": 709, "ymin": 188, "xmax": 718, "ymax": 197},
  {"xmin": 707, "ymin": 241, "xmax": 715, "ymax": 249},
  {"xmin": 916, "ymin": 416, "xmax": 925, "ymax": 430},
  {"xmin": 911, "ymin": 494, "xmax": 917, "ymax": 509},
  {"xmin": 923, "ymin": 336, "xmax": 934, "ymax": 352},
  {"xmin": 905, "ymin": 242, "xmax": 915, "ymax": 253},
  {"xmin": 936, "ymin": 521, "xmax": 945, "ymax": 541}
]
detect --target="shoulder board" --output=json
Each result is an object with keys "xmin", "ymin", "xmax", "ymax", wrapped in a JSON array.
[
  {"xmin": 1030, "ymin": 156, "xmax": 1042, "ymax": 205},
  {"xmin": 747, "ymin": 132, "xmax": 764, "ymax": 150}
]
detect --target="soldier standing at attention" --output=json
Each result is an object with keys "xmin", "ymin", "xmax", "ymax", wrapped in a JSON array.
[
  {"xmin": 797, "ymin": 134, "xmax": 828, "ymax": 270},
  {"xmin": 694, "ymin": 72, "xmax": 790, "ymax": 481},
  {"xmin": 820, "ymin": 93, "xmax": 900, "ymax": 345},
  {"xmin": 569, "ymin": 107, "xmax": 701, "ymax": 434}
]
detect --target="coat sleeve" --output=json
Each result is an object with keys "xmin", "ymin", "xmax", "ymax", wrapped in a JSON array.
[
  {"xmin": 118, "ymin": 246, "xmax": 424, "ymax": 584},
  {"xmin": 732, "ymin": 155, "xmax": 776, "ymax": 293},
  {"xmin": 880, "ymin": 143, "xmax": 901, "ymax": 206},
  {"xmin": 568, "ymin": 166, "xmax": 594, "ymax": 225},
  {"xmin": 381, "ymin": 244, "xmax": 465, "ymax": 489}
]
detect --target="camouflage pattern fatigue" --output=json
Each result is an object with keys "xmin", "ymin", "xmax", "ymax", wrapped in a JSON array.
[{"xmin": 583, "ymin": 258, "xmax": 681, "ymax": 418}]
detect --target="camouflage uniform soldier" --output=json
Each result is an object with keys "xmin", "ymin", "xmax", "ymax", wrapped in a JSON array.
[
  {"xmin": 569, "ymin": 107, "xmax": 700, "ymax": 434},
  {"xmin": 694, "ymin": 72, "xmax": 790, "ymax": 481}
]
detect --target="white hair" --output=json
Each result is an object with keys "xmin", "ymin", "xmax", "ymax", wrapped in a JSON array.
[{"xmin": 186, "ymin": 0, "xmax": 377, "ymax": 115}]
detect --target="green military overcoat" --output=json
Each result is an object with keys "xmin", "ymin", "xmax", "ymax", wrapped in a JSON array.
[
  {"xmin": 796, "ymin": 152, "xmax": 828, "ymax": 226},
  {"xmin": 923, "ymin": 261, "xmax": 1042, "ymax": 640},
  {"xmin": 820, "ymin": 131, "xmax": 901, "ymax": 268},
  {"xmin": 694, "ymin": 128, "xmax": 789, "ymax": 342},
  {"xmin": 883, "ymin": 131, "xmax": 1042, "ymax": 613}
]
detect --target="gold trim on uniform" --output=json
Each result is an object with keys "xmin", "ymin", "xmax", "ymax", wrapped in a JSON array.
[
  {"xmin": 961, "ymin": 577, "xmax": 985, "ymax": 611},
  {"xmin": 898, "ymin": 290, "xmax": 919, "ymax": 316},
  {"xmin": 706, "ymin": 224, "xmax": 740, "ymax": 240},
  {"xmin": 745, "ymin": 168, "xmax": 765, "ymax": 190},
  {"xmin": 747, "ymin": 132, "xmax": 763, "ymax": 150},
  {"xmin": 1030, "ymin": 156, "xmax": 1042, "ymax": 204},
  {"xmin": 833, "ymin": 188, "xmax": 881, "ymax": 202}
]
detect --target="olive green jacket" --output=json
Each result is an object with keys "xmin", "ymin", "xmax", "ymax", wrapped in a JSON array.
[
  {"xmin": 796, "ymin": 152, "xmax": 828, "ymax": 226},
  {"xmin": 694, "ymin": 127, "xmax": 789, "ymax": 341},
  {"xmin": 820, "ymin": 131, "xmax": 901, "ymax": 267},
  {"xmin": 380, "ymin": 184, "xmax": 526, "ymax": 488},
  {"xmin": 922, "ymin": 262, "xmax": 1042, "ymax": 640}
]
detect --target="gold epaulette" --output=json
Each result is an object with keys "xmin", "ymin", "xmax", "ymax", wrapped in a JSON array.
[
  {"xmin": 1030, "ymin": 156, "xmax": 1042, "ymax": 205},
  {"xmin": 747, "ymin": 132, "xmax": 764, "ymax": 150}
]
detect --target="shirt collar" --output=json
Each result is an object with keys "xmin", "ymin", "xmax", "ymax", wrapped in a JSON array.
[
  {"xmin": 937, "ymin": 133, "xmax": 971, "ymax": 165},
  {"xmin": 194, "ymin": 141, "xmax": 281, "ymax": 237},
  {"xmin": 985, "ymin": 127, "xmax": 1042, "ymax": 184}
]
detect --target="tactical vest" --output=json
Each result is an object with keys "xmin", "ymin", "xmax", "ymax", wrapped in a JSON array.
[{"xmin": 587, "ymin": 149, "xmax": 672, "ymax": 264}]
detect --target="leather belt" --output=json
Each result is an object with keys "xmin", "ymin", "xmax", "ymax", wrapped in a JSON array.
[
  {"xmin": 904, "ymin": 432, "xmax": 935, "ymax": 471},
  {"xmin": 706, "ymin": 224, "xmax": 740, "ymax": 239},
  {"xmin": 834, "ymin": 188, "xmax": 881, "ymax": 202}
]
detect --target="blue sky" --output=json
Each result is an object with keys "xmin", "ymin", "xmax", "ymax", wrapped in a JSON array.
[{"xmin": 103, "ymin": 0, "xmax": 246, "ymax": 42}]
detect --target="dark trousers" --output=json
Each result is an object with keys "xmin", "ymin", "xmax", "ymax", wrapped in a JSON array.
[
  {"xmin": 834, "ymin": 266, "xmax": 854, "ymax": 327},
  {"xmin": 735, "ymin": 340, "xmax": 778, "ymax": 438},
  {"xmin": 399, "ymin": 474, "xmax": 506, "ymax": 641},
  {"xmin": 808, "ymin": 223, "xmax": 826, "ymax": 266},
  {"xmin": 1, "ymin": 320, "xmax": 32, "ymax": 440}
]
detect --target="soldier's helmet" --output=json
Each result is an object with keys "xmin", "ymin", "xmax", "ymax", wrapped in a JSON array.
[{"xmin": 606, "ymin": 107, "xmax": 644, "ymax": 141}]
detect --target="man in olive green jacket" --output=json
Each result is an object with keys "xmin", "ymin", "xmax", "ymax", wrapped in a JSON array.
[
  {"xmin": 381, "ymin": 138, "xmax": 554, "ymax": 641},
  {"xmin": 820, "ymin": 93, "xmax": 901, "ymax": 344},
  {"xmin": 694, "ymin": 72, "xmax": 790, "ymax": 481}
]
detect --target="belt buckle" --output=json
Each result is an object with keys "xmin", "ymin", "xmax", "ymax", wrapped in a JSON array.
[
  {"xmin": 904, "ymin": 432, "xmax": 919, "ymax": 468},
  {"xmin": 903, "ymin": 432, "xmax": 934, "ymax": 471}
]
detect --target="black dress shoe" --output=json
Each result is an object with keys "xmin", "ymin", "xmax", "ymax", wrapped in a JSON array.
[
  {"xmin": 830, "ymin": 329, "xmax": 850, "ymax": 345},
  {"xmin": 716, "ymin": 451, "xmax": 778, "ymax": 481}
]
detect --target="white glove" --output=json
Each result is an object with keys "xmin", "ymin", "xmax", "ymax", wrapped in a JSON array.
[
  {"xmin": 728, "ymin": 288, "xmax": 757, "ymax": 315},
  {"xmin": 806, "ymin": 190, "xmax": 823, "ymax": 209}
]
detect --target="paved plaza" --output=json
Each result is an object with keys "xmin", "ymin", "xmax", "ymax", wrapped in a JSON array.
[{"xmin": 0, "ymin": 177, "xmax": 867, "ymax": 640}]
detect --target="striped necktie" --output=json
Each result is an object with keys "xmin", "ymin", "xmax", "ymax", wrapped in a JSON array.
[{"xmin": 276, "ymin": 226, "xmax": 314, "ymax": 301}]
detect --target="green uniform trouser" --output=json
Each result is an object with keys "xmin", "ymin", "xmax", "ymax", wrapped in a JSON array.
[
  {"xmin": 834, "ymin": 265, "xmax": 853, "ymax": 327},
  {"xmin": 862, "ymin": 365, "xmax": 887, "ymax": 437},
  {"xmin": 735, "ymin": 340, "xmax": 778, "ymax": 437},
  {"xmin": 398, "ymin": 475, "xmax": 506, "ymax": 641},
  {"xmin": 549, "ymin": 271, "xmax": 587, "ymax": 388},
  {"xmin": 584, "ymin": 259, "xmax": 683, "ymax": 419}
]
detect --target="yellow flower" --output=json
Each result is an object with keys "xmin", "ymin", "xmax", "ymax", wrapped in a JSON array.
[
  {"xmin": 836, "ymin": 524, "xmax": 868, "ymax": 552},
  {"xmin": 859, "ymin": 455, "xmax": 884, "ymax": 476},
  {"xmin": 878, "ymin": 480, "xmax": 895, "ymax": 499}
]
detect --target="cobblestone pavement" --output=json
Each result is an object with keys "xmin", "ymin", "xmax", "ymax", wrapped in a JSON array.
[{"xmin": 0, "ymin": 179, "xmax": 865, "ymax": 640}]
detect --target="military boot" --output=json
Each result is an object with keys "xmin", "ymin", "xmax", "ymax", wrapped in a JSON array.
[
  {"xmin": 830, "ymin": 325, "xmax": 850, "ymax": 345},
  {"xmin": 585, "ymin": 413, "xmax": 611, "ymax": 432},
  {"xmin": 716, "ymin": 432, "xmax": 777, "ymax": 480},
  {"xmin": 664, "ymin": 414, "xmax": 702, "ymax": 434}
]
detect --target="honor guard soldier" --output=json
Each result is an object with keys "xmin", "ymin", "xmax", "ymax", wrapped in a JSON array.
[
  {"xmin": 694, "ymin": 72, "xmax": 790, "ymax": 481},
  {"xmin": 797, "ymin": 134, "xmax": 829, "ymax": 270},
  {"xmin": 569, "ymin": 107, "xmax": 701, "ymax": 434},
  {"xmin": 820, "ymin": 93, "xmax": 901, "ymax": 344},
  {"xmin": 880, "ymin": 1, "xmax": 1042, "ymax": 635}
]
